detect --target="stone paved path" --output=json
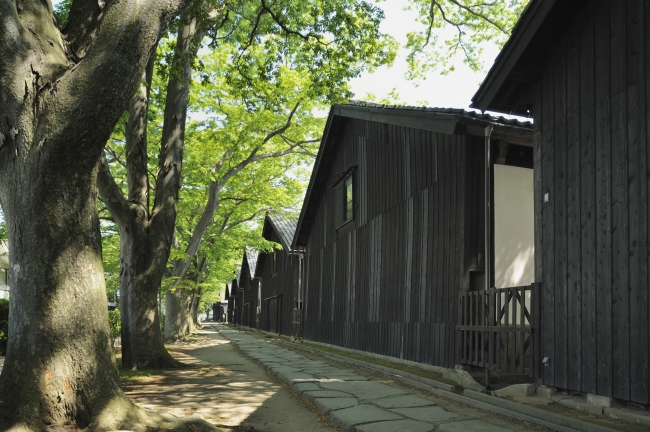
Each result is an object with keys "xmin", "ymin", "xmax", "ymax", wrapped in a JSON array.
[{"xmin": 219, "ymin": 328, "xmax": 519, "ymax": 432}]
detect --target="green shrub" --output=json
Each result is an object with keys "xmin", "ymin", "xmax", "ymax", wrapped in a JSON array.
[
  {"xmin": 108, "ymin": 309, "xmax": 121, "ymax": 348},
  {"xmin": 0, "ymin": 299, "xmax": 8, "ymax": 356}
]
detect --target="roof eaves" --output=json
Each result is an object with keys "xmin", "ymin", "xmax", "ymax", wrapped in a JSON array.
[
  {"xmin": 293, "ymin": 108, "xmax": 344, "ymax": 249},
  {"xmin": 245, "ymin": 247, "xmax": 259, "ymax": 277},
  {"xmin": 292, "ymin": 103, "xmax": 533, "ymax": 248},
  {"xmin": 266, "ymin": 213, "xmax": 298, "ymax": 251},
  {"xmin": 471, "ymin": 0, "xmax": 558, "ymax": 113}
]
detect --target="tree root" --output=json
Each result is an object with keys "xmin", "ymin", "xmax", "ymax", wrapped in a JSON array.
[{"xmin": 0, "ymin": 394, "xmax": 222, "ymax": 432}]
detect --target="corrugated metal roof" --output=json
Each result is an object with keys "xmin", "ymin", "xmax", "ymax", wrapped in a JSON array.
[
  {"xmin": 267, "ymin": 213, "xmax": 298, "ymax": 251},
  {"xmin": 245, "ymin": 247, "xmax": 259, "ymax": 278},
  {"xmin": 345, "ymin": 100, "xmax": 533, "ymax": 128}
]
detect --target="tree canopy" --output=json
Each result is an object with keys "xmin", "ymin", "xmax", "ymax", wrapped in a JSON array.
[{"xmin": 405, "ymin": 0, "xmax": 529, "ymax": 75}]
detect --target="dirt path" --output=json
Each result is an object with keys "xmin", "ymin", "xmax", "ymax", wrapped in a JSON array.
[{"xmin": 123, "ymin": 325, "xmax": 339, "ymax": 432}]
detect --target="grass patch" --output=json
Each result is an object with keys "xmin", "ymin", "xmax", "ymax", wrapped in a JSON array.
[
  {"xmin": 119, "ymin": 368, "xmax": 164, "ymax": 387},
  {"xmin": 114, "ymin": 353, "xmax": 165, "ymax": 387}
]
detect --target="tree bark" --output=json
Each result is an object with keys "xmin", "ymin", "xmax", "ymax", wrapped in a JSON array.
[
  {"xmin": 97, "ymin": 57, "xmax": 181, "ymax": 370},
  {"xmin": 190, "ymin": 287, "xmax": 202, "ymax": 328},
  {"xmin": 0, "ymin": 163, "xmax": 123, "ymax": 428},
  {"xmin": 0, "ymin": 1, "xmax": 210, "ymax": 429},
  {"xmin": 98, "ymin": 10, "xmax": 204, "ymax": 366}
]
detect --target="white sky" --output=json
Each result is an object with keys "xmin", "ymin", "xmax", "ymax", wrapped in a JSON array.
[{"xmin": 349, "ymin": 1, "xmax": 502, "ymax": 110}]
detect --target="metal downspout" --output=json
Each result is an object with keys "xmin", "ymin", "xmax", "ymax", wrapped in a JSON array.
[
  {"xmin": 289, "ymin": 249, "xmax": 305, "ymax": 339},
  {"xmin": 485, "ymin": 124, "xmax": 494, "ymax": 390},
  {"xmin": 257, "ymin": 279, "xmax": 262, "ymax": 331},
  {"xmin": 298, "ymin": 252, "xmax": 304, "ymax": 338}
]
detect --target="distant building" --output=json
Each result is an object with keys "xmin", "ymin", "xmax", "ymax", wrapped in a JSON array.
[{"xmin": 256, "ymin": 213, "xmax": 300, "ymax": 336}]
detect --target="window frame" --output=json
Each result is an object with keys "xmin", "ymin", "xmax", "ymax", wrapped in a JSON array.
[
  {"xmin": 272, "ymin": 249, "xmax": 278, "ymax": 274},
  {"xmin": 344, "ymin": 173, "xmax": 354, "ymax": 222}
]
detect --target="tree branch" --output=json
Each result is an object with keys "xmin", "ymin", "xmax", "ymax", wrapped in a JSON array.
[
  {"xmin": 52, "ymin": 0, "xmax": 190, "ymax": 166},
  {"xmin": 125, "ymin": 50, "xmax": 156, "ymax": 211},
  {"xmin": 97, "ymin": 154, "xmax": 136, "ymax": 227},
  {"xmin": 220, "ymin": 211, "xmax": 262, "ymax": 235},
  {"xmin": 105, "ymin": 145, "xmax": 127, "ymax": 168},
  {"xmin": 169, "ymin": 101, "xmax": 307, "ymax": 286},
  {"xmin": 447, "ymin": 0, "xmax": 509, "ymax": 34},
  {"xmin": 62, "ymin": 0, "xmax": 107, "ymax": 60},
  {"xmin": 259, "ymin": 0, "xmax": 327, "ymax": 45},
  {"xmin": 150, "ymin": 9, "xmax": 205, "ymax": 244}
]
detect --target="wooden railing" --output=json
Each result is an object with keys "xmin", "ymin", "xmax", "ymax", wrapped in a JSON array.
[{"xmin": 457, "ymin": 283, "xmax": 539, "ymax": 376}]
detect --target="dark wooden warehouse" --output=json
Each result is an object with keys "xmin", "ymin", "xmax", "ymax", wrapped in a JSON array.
[
  {"xmin": 256, "ymin": 213, "xmax": 300, "ymax": 336},
  {"xmin": 236, "ymin": 248, "xmax": 259, "ymax": 329},
  {"xmin": 473, "ymin": 0, "xmax": 650, "ymax": 404},
  {"xmin": 291, "ymin": 102, "xmax": 533, "ymax": 370}
]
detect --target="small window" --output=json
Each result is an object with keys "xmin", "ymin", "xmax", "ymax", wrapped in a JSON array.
[
  {"xmin": 344, "ymin": 174, "xmax": 353, "ymax": 221},
  {"xmin": 272, "ymin": 250, "xmax": 277, "ymax": 274}
]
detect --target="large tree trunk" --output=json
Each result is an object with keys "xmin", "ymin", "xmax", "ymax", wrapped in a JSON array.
[
  {"xmin": 165, "ymin": 256, "xmax": 204, "ymax": 340},
  {"xmin": 164, "ymin": 272, "xmax": 195, "ymax": 340},
  {"xmin": 0, "ymin": 164, "xmax": 123, "ymax": 428},
  {"xmin": 190, "ymin": 287, "xmax": 203, "ymax": 328},
  {"xmin": 117, "ymin": 221, "xmax": 182, "ymax": 369},
  {"xmin": 0, "ymin": 1, "xmax": 219, "ymax": 430},
  {"xmin": 97, "ymin": 55, "xmax": 180, "ymax": 370},
  {"xmin": 99, "ymin": 11, "xmax": 204, "ymax": 364}
]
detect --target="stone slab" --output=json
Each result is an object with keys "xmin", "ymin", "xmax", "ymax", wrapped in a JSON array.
[
  {"xmin": 355, "ymin": 419, "xmax": 435, "ymax": 432},
  {"xmin": 293, "ymin": 382, "xmax": 321, "ymax": 394},
  {"xmin": 318, "ymin": 373, "xmax": 369, "ymax": 381},
  {"xmin": 303, "ymin": 390, "xmax": 353, "ymax": 402},
  {"xmin": 493, "ymin": 384, "xmax": 535, "ymax": 398},
  {"xmin": 276, "ymin": 371, "xmax": 320, "ymax": 385},
  {"xmin": 372, "ymin": 395, "xmax": 435, "ymax": 409},
  {"xmin": 437, "ymin": 420, "xmax": 514, "ymax": 431},
  {"xmin": 314, "ymin": 397, "xmax": 359, "ymax": 414},
  {"xmin": 321, "ymin": 381, "xmax": 407, "ymax": 401},
  {"xmin": 587, "ymin": 393, "xmax": 617, "ymax": 408},
  {"xmin": 388, "ymin": 407, "xmax": 466, "ymax": 423},
  {"xmin": 329, "ymin": 405, "xmax": 403, "ymax": 432},
  {"xmin": 269, "ymin": 365, "xmax": 299, "ymax": 371}
]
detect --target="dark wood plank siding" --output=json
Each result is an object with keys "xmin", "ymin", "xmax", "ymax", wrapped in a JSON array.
[
  {"xmin": 534, "ymin": 0, "xmax": 650, "ymax": 403},
  {"xmin": 259, "ymin": 230, "xmax": 299, "ymax": 336},
  {"xmin": 301, "ymin": 118, "xmax": 481, "ymax": 368}
]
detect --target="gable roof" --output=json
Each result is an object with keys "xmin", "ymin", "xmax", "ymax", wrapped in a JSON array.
[
  {"xmin": 244, "ymin": 247, "xmax": 259, "ymax": 279},
  {"xmin": 292, "ymin": 102, "xmax": 533, "ymax": 248},
  {"xmin": 263, "ymin": 212, "xmax": 298, "ymax": 251},
  {"xmin": 471, "ymin": 0, "xmax": 580, "ymax": 114},
  {"xmin": 254, "ymin": 212, "xmax": 299, "ymax": 277}
]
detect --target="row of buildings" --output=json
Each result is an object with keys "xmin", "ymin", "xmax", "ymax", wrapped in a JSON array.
[{"xmin": 226, "ymin": 0, "xmax": 650, "ymax": 407}]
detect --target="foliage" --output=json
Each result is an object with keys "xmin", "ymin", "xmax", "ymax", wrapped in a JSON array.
[
  {"xmin": 53, "ymin": 0, "xmax": 73, "ymax": 26},
  {"xmin": 0, "ymin": 299, "xmax": 8, "ymax": 356},
  {"xmin": 404, "ymin": 0, "xmax": 529, "ymax": 75},
  {"xmin": 361, "ymin": 88, "xmax": 429, "ymax": 107},
  {"xmin": 108, "ymin": 310, "xmax": 121, "ymax": 348},
  {"xmin": 162, "ymin": 43, "xmax": 325, "ymax": 304},
  {"xmin": 0, "ymin": 207, "xmax": 6, "ymax": 245},
  {"xmin": 101, "ymin": 224, "xmax": 121, "ymax": 301}
]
